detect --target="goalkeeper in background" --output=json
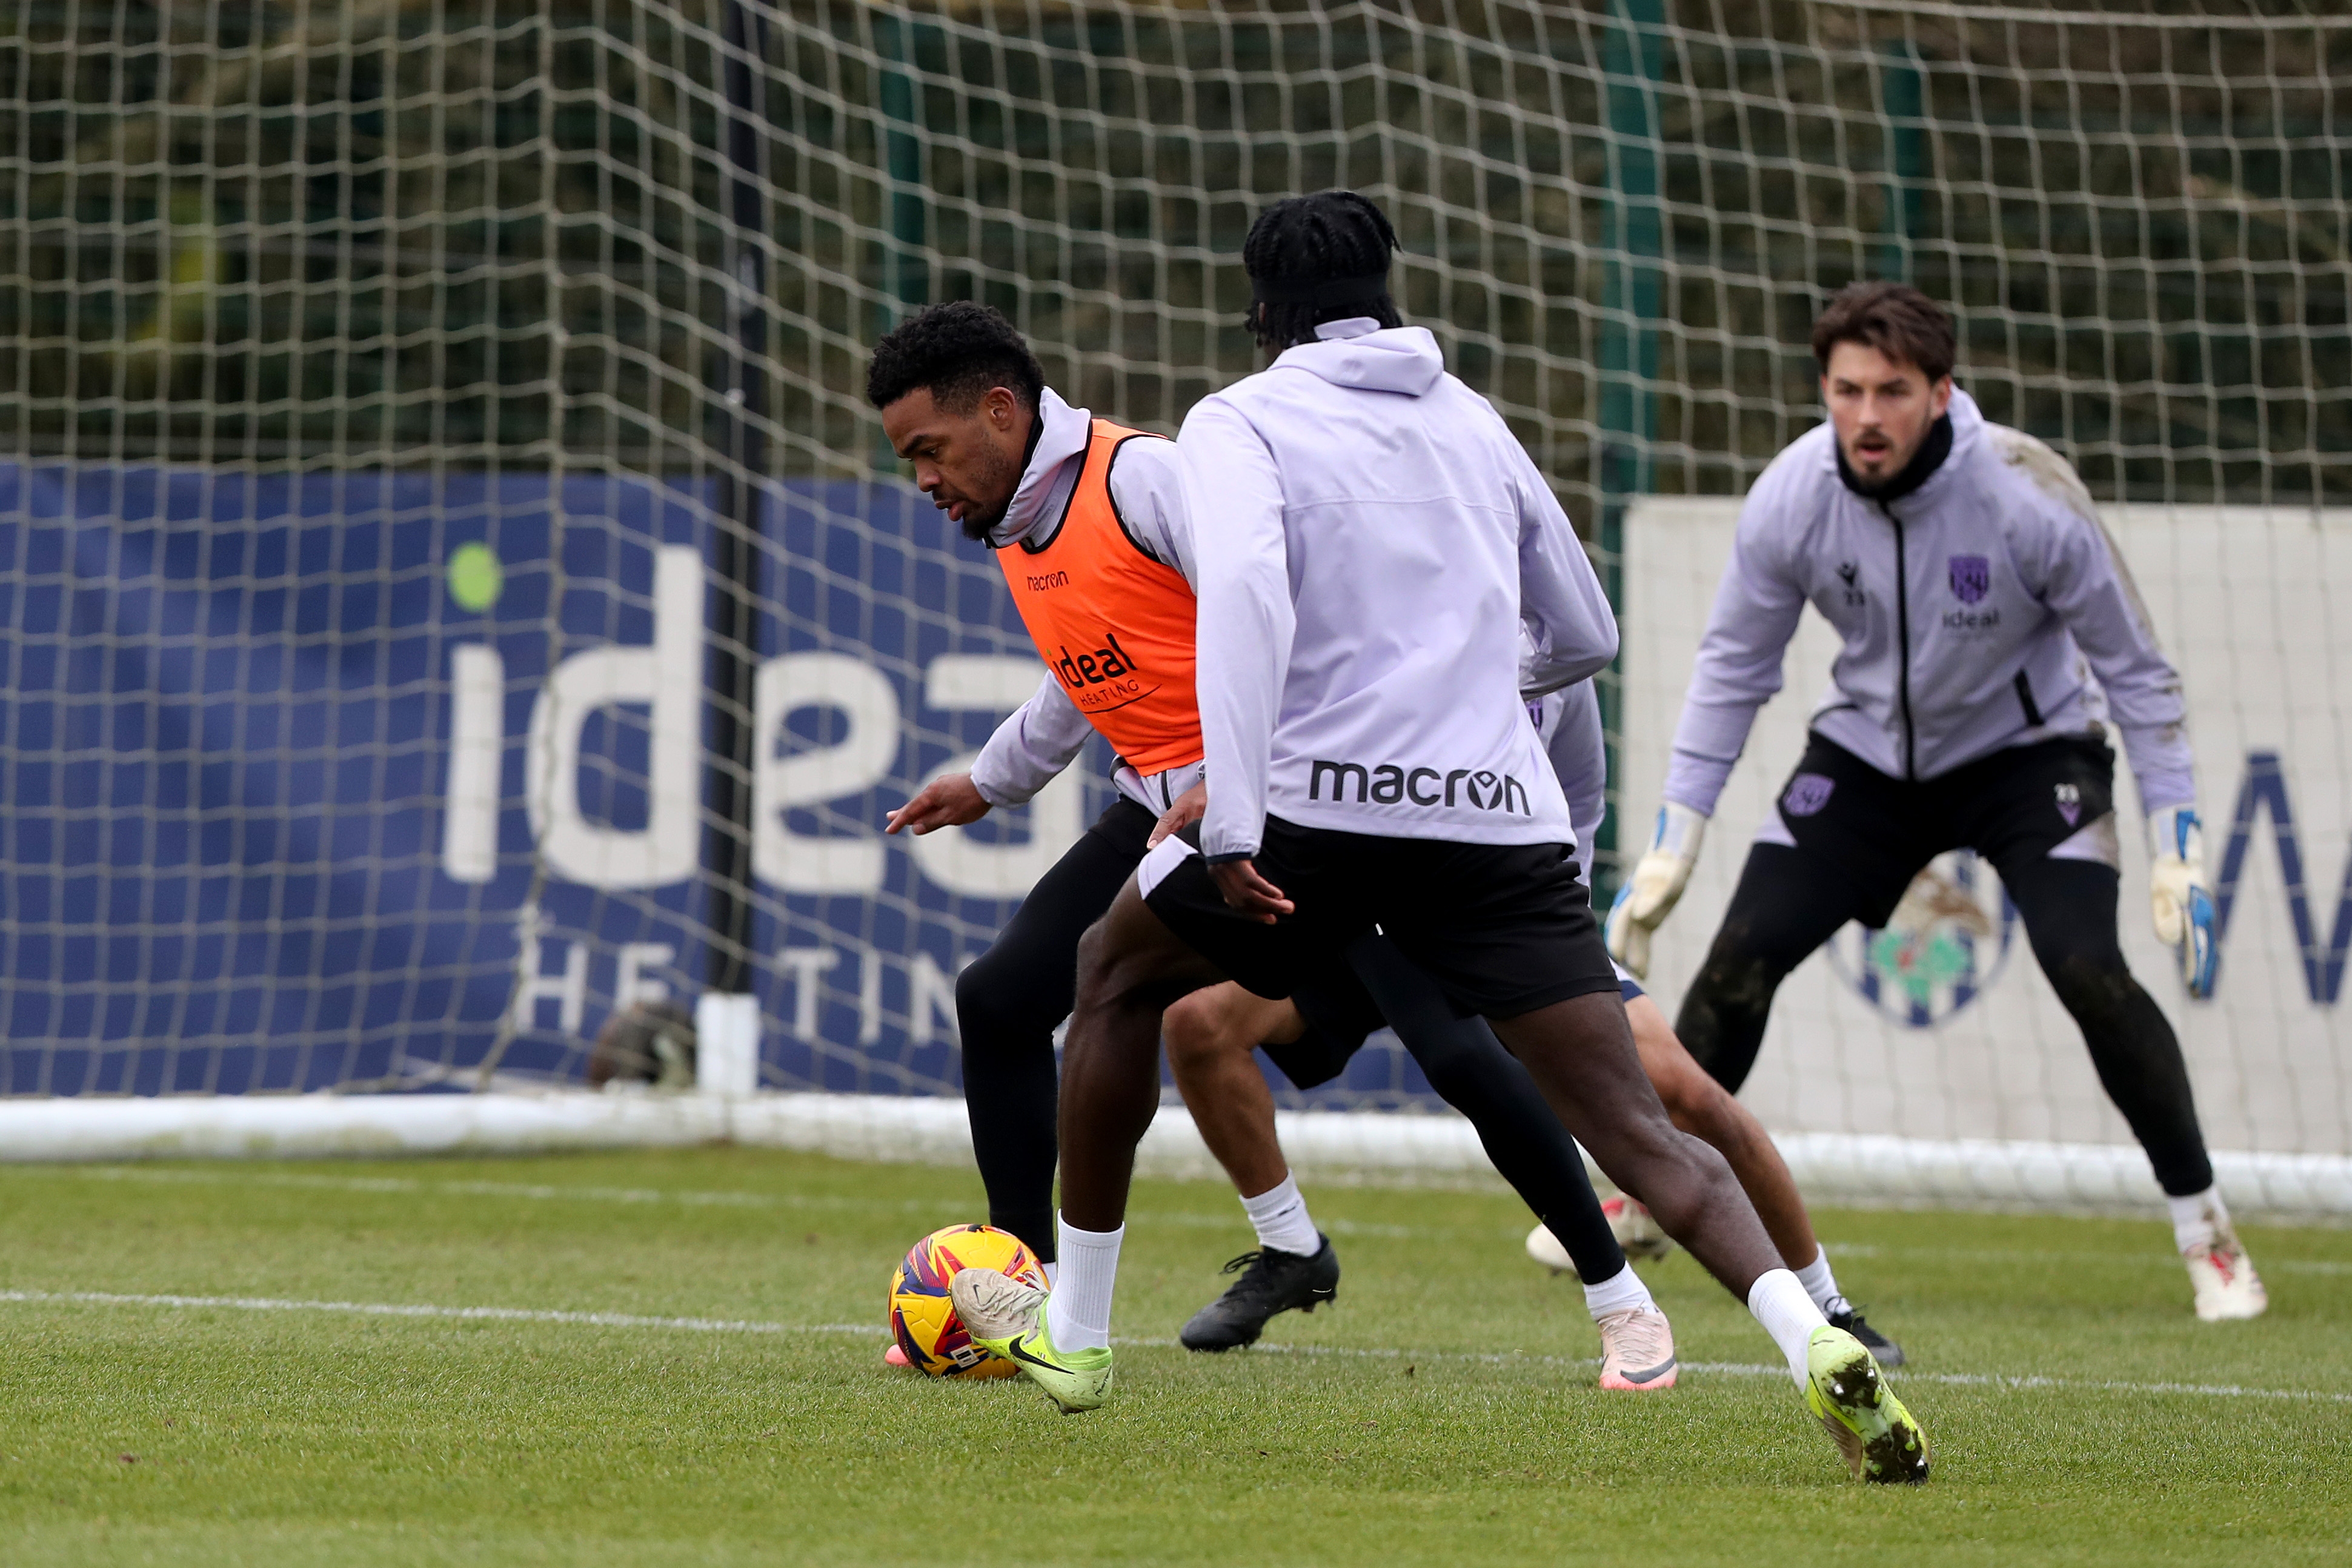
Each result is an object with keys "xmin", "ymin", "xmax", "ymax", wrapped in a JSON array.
[{"xmin": 1609, "ymin": 282, "xmax": 2264, "ymax": 1323}]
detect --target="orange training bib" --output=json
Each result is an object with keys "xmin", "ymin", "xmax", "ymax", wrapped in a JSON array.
[{"xmin": 996, "ymin": 419, "xmax": 1201, "ymax": 776}]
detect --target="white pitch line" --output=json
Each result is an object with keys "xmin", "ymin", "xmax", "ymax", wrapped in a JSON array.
[
  {"xmin": 32, "ymin": 1165, "xmax": 878, "ymax": 1211},
  {"xmin": 1828, "ymin": 1241, "xmax": 2352, "ymax": 1277},
  {"xmin": 1225, "ymin": 1341, "xmax": 2352, "ymax": 1404},
  {"xmin": 4, "ymin": 1287, "xmax": 2348, "ymax": 1406},
  {"xmin": 16, "ymin": 1165, "xmax": 2351, "ymax": 1263},
  {"xmin": 0, "ymin": 1289, "xmax": 882, "ymax": 1338},
  {"xmin": 33, "ymin": 1167, "xmax": 2352, "ymax": 1262},
  {"xmin": 15, "ymin": 1164, "xmax": 1426, "ymax": 1238}
]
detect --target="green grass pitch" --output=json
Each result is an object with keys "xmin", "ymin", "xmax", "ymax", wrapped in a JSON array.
[{"xmin": 2, "ymin": 1146, "xmax": 2347, "ymax": 1566}]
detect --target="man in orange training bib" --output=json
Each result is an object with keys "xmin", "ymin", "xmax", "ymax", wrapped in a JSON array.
[{"xmin": 868, "ymin": 302, "xmax": 1658, "ymax": 1372}]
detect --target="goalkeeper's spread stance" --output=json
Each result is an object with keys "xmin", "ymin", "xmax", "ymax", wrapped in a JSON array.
[
  {"xmin": 949, "ymin": 191, "xmax": 1929, "ymax": 1484},
  {"xmin": 1608, "ymin": 282, "xmax": 2264, "ymax": 1323}
]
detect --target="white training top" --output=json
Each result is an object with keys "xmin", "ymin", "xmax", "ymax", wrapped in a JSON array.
[
  {"xmin": 1178, "ymin": 318, "xmax": 1618, "ymax": 860},
  {"xmin": 966, "ymin": 387, "xmax": 1205, "ymax": 816}
]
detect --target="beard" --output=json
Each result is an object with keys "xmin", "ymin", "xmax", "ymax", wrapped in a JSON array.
[
  {"xmin": 955, "ymin": 440, "xmax": 1025, "ymax": 541},
  {"xmin": 1833, "ymin": 411, "xmax": 1953, "ymax": 503}
]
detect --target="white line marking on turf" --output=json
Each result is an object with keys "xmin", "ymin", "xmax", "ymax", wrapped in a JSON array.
[
  {"xmin": 16, "ymin": 1165, "xmax": 1424, "ymax": 1238},
  {"xmin": 33, "ymin": 1168, "xmax": 2351, "ymax": 1259},
  {"xmin": 0, "ymin": 1289, "xmax": 883, "ymax": 1338},
  {"xmin": 33, "ymin": 1165, "xmax": 870, "ymax": 1211},
  {"xmin": 1827, "ymin": 1242, "xmax": 2351, "ymax": 1277},
  {"xmin": 5, "ymin": 1287, "xmax": 2348, "ymax": 1406}
]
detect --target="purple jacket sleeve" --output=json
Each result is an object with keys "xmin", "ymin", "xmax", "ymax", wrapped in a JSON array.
[{"xmin": 2027, "ymin": 496, "xmax": 2197, "ymax": 814}]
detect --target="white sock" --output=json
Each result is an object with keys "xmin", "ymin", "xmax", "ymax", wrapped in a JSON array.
[
  {"xmin": 1581, "ymin": 1261, "xmax": 1656, "ymax": 1321},
  {"xmin": 1041, "ymin": 1260, "xmax": 1060, "ymax": 1289},
  {"xmin": 1746, "ymin": 1267, "xmax": 1829, "ymax": 1390},
  {"xmin": 2167, "ymin": 1187, "xmax": 2227, "ymax": 1252},
  {"xmin": 1045, "ymin": 1214, "xmax": 1123, "ymax": 1353},
  {"xmin": 1795, "ymin": 1246, "xmax": 1850, "ymax": 1320},
  {"xmin": 1239, "ymin": 1171, "xmax": 1321, "ymax": 1258}
]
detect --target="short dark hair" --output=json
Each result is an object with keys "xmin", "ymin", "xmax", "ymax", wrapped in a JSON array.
[
  {"xmin": 1810, "ymin": 281, "xmax": 1956, "ymax": 384},
  {"xmin": 865, "ymin": 301, "xmax": 1046, "ymax": 413},
  {"xmin": 1242, "ymin": 190, "xmax": 1403, "ymax": 350}
]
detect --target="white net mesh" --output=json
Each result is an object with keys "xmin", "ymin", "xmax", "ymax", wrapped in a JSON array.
[{"xmin": 2, "ymin": 4, "xmax": 2347, "ymax": 1156}]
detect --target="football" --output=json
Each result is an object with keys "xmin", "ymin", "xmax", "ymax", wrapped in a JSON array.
[{"xmin": 887, "ymin": 1223, "xmax": 1049, "ymax": 1378}]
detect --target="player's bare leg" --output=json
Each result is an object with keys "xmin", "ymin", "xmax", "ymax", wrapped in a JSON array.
[
  {"xmin": 1173, "ymin": 974, "xmax": 1675, "ymax": 1385},
  {"xmin": 1628, "ymin": 992, "xmax": 1816, "ymax": 1265},
  {"xmin": 1161, "ymin": 985, "xmax": 1342, "ymax": 1350},
  {"xmin": 1617, "ymin": 992, "xmax": 1904, "ymax": 1363},
  {"xmin": 1487, "ymin": 992, "xmax": 1926, "ymax": 1478},
  {"xmin": 1061, "ymin": 885, "xmax": 1227, "ymax": 1231},
  {"xmin": 1162, "ymin": 985, "xmax": 1298, "ymax": 1199},
  {"xmin": 950, "ymin": 883, "xmax": 1221, "ymax": 1412},
  {"xmin": 1489, "ymin": 992, "xmax": 1780, "ymax": 1295}
]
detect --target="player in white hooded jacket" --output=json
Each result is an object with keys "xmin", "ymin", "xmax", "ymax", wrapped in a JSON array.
[
  {"xmin": 948, "ymin": 193, "xmax": 1930, "ymax": 1484},
  {"xmin": 1609, "ymin": 282, "xmax": 2261, "ymax": 1323}
]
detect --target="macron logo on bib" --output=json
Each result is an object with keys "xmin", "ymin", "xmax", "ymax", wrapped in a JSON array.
[{"xmin": 1309, "ymin": 758, "xmax": 1533, "ymax": 815}]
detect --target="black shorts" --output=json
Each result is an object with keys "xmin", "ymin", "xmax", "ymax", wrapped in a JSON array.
[
  {"xmin": 1769, "ymin": 731, "xmax": 2118, "ymax": 927},
  {"xmin": 1085, "ymin": 795, "xmax": 1159, "ymax": 863},
  {"xmin": 1259, "ymin": 965, "xmax": 1390, "ymax": 1091},
  {"xmin": 1141, "ymin": 816, "xmax": 1619, "ymax": 1020}
]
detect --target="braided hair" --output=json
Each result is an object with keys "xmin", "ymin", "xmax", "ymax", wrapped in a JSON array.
[{"xmin": 1241, "ymin": 190, "xmax": 1403, "ymax": 350}]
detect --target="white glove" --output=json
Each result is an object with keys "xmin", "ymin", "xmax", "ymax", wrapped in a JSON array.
[
  {"xmin": 1605, "ymin": 802, "xmax": 1707, "ymax": 981},
  {"xmin": 2148, "ymin": 805, "xmax": 2218, "ymax": 998}
]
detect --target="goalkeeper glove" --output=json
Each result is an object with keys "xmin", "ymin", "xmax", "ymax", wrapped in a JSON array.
[
  {"xmin": 2148, "ymin": 804, "xmax": 2217, "ymax": 998},
  {"xmin": 1605, "ymin": 801, "xmax": 1707, "ymax": 981}
]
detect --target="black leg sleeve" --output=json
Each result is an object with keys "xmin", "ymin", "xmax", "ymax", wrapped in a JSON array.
[
  {"xmin": 1674, "ymin": 843, "xmax": 1870, "ymax": 1094},
  {"xmin": 2001, "ymin": 856, "xmax": 2215, "ymax": 1197},
  {"xmin": 1344, "ymin": 932, "xmax": 1628, "ymax": 1286},
  {"xmin": 955, "ymin": 806, "xmax": 1149, "ymax": 1263}
]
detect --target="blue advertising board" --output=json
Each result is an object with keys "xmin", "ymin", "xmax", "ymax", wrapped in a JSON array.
[{"xmin": 0, "ymin": 463, "xmax": 1437, "ymax": 1106}]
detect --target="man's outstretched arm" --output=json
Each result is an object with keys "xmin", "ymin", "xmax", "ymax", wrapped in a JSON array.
[{"xmin": 887, "ymin": 674, "xmax": 1089, "ymax": 834}]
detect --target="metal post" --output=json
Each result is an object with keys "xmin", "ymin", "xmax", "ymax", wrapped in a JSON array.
[
  {"xmin": 1879, "ymin": 41, "xmax": 1926, "ymax": 281},
  {"xmin": 880, "ymin": 19, "xmax": 928, "ymax": 313},
  {"xmin": 703, "ymin": 0, "xmax": 769, "ymax": 1006},
  {"xmin": 868, "ymin": 10, "xmax": 929, "ymax": 468},
  {"xmin": 1594, "ymin": 0, "xmax": 1663, "ymax": 906}
]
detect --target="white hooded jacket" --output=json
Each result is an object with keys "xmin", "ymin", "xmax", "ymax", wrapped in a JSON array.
[{"xmin": 1178, "ymin": 319, "xmax": 1618, "ymax": 859}]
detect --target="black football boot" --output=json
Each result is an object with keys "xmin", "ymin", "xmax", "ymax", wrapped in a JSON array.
[
  {"xmin": 1178, "ymin": 1234, "xmax": 1341, "ymax": 1352},
  {"xmin": 1829, "ymin": 1305, "xmax": 1906, "ymax": 1369}
]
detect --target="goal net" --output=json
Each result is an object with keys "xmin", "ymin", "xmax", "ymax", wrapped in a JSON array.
[{"xmin": 2, "ymin": 2, "xmax": 2346, "ymax": 1198}]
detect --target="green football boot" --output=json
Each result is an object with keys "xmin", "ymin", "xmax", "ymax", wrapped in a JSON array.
[
  {"xmin": 1804, "ymin": 1324, "xmax": 1930, "ymax": 1484},
  {"xmin": 950, "ymin": 1267, "xmax": 1115, "ymax": 1414}
]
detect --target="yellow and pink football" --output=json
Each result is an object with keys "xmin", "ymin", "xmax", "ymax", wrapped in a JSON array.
[{"xmin": 887, "ymin": 1223, "xmax": 1048, "ymax": 1378}]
